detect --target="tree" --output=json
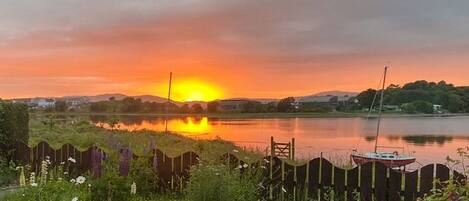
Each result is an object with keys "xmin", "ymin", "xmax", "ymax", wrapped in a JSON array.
[
  {"xmin": 121, "ymin": 97, "xmax": 143, "ymax": 113},
  {"xmin": 277, "ymin": 97, "xmax": 295, "ymax": 112},
  {"xmin": 356, "ymin": 89, "xmax": 377, "ymax": 109},
  {"xmin": 54, "ymin": 100, "xmax": 67, "ymax": 112},
  {"xmin": 207, "ymin": 101, "xmax": 219, "ymax": 113},
  {"xmin": 241, "ymin": 101, "xmax": 263, "ymax": 113},
  {"xmin": 402, "ymin": 100, "xmax": 433, "ymax": 114},
  {"xmin": 447, "ymin": 93, "xmax": 464, "ymax": 113},
  {"xmin": 179, "ymin": 104, "xmax": 191, "ymax": 113},
  {"xmin": 90, "ymin": 101, "xmax": 108, "ymax": 112},
  {"xmin": 191, "ymin": 104, "xmax": 204, "ymax": 114}
]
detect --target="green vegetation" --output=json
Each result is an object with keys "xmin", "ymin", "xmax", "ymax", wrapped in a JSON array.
[
  {"xmin": 187, "ymin": 162, "xmax": 261, "ymax": 201},
  {"xmin": 357, "ymin": 80, "xmax": 469, "ymax": 113},
  {"xmin": 28, "ymin": 117, "xmax": 261, "ymax": 161}
]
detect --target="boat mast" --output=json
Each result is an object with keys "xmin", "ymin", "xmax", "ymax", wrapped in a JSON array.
[
  {"xmin": 165, "ymin": 72, "xmax": 173, "ymax": 133},
  {"xmin": 374, "ymin": 67, "xmax": 388, "ymax": 153}
]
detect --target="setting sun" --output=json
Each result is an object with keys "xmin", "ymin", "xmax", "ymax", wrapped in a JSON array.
[{"xmin": 171, "ymin": 79, "xmax": 223, "ymax": 102}]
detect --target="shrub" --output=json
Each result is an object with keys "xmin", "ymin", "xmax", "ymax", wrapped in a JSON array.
[
  {"xmin": 0, "ymin": 101, "xmax": 29, "ymax": 158},
  {"xmin": 129, "ymin": 156, "xmax": 159, "ymax": 197},
  {"xmin": 90, "ymin": 155, "xmax": 132, "ymax": 201},
  {"xmin": 186, "ymin": 162, "xmax": 261, "ymax": 201}
]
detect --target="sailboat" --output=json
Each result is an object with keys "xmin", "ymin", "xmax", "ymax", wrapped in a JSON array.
[{"xmin": 351, "ymin": 67, "xmax": 416, "ymax": 168}]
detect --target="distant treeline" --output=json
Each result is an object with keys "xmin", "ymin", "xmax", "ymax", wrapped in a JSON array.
[
  {"xmin": 357, "ymin": 80, "xmax": 469, "ymax": 113},
  {"xmin": 83, "ymin": 80, "xmax": 469, "ymax": 114},
  {"xmin": 89, "ymin": 97, "xmax": 205, "ymax": 114}
]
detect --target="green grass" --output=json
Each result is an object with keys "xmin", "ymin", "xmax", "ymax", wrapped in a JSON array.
[{"xmin": 29, "ymin": 118, "xmax": 262, "ymax": 162}]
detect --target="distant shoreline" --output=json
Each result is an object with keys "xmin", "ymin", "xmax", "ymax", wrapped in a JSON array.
[{"xmin": 30, "ymin": 112, "xmax": 469, "ymax": 119}]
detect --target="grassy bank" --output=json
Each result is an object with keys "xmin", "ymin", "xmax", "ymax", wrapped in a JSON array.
[{"xmin": 29, "ymin": 118, "xmax": 261, "ymax": 162}]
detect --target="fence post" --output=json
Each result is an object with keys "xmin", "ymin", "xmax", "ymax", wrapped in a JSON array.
[
  {"xmin": 291, "ymin": 138, "xmax": 295, "ymax": 160},
  {"xmin": 270, "ymin": 136, "xmax": 275, "ymax": 157}
]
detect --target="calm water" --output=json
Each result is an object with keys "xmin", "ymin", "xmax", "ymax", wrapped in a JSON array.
[{"xmin": 92, "ymin": 115, "xmax": 469, "ymax": 167}]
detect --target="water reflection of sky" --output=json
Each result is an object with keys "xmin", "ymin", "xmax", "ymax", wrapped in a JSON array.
[{"xmin": 92, "ymin": 116, "xmax": 469, "ymax": 166}]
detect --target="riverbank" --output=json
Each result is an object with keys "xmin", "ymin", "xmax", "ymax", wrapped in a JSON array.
[
  {"xmin": 31, "ymin": 111, "xmax": 469, "ymax": 119},
  {"xmin": 29, "ymin": 119, "xmax": 262, "ymax": 162}
]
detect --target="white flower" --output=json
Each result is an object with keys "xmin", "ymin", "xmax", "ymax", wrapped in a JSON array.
[
  {"xmin": 31, "ymin": 183, "xmax": 38, "ymax": 187},
  {"xmin": 60, "ymin": 162, "xmax": 65, "ymax": 165},
  {"xmin": 238, "ymin": 165, "xmax": 243, "ymax": 169},
  {"xmin": 76, "ymin": 176, "xmax": 86, "ymax": 184},
  {"xmin": 233, "ymin": 149, "xmax": 239, "ymax": 153},
  {"xmin": 88, "ymin": 184, "xmax": 92, "ymax": 187},
  {"xmin": 130, "ymin": 182, "xmax": 137, "ymax": 195},
  {"xmin": 68, "ymin": 157, "xmax": 76, "ymax": 163},
  {"xmin": 70, "ymin": 179, "xmax": 76, "ymax": 183},
  {"xmin": 243, "ymin": 163, "xmax": 248, "ymax": 168},
  {"xmin": 72, "ymin": 197, "xmax": 78, "ymax": 201}
]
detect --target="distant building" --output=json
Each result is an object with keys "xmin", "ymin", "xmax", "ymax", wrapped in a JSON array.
[
  {"xmin": 64, "ymin": 97, "xmax": 89, "ymax": 106},
  {"xmin": 433, "ymin": 104, "xmax": 442, "ymax": 113},
  {"xmin": 217, "ymin": 99, "xmax": 250, "ymax": 112},
  {"xmin": 31, "ymin": 98, "xmax": 55, "ymax": 108}
]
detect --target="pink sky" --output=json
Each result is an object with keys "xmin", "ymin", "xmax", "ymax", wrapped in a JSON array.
[{"xmin": 1, "ymin": 0, "xmax": 469, "ymax": 100}]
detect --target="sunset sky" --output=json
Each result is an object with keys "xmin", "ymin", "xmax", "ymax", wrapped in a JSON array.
[{"xmin": 1, "ymin": 0, "xmax": 469, "ymax": 101}]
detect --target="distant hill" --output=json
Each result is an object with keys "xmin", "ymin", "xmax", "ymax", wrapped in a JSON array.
[{"xmin": 310, "ymin": 91, "xmax": 358, "ymax": 97}]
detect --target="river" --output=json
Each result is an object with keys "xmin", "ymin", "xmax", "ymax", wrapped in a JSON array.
[{"xmin": 91, "ymin": 115, "xmax": 469, "ymax": 168}]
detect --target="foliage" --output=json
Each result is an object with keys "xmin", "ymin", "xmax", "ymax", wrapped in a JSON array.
[
  {"xmin": 357, "ymin": 80, "xmax": 469, "ymax": 113},
  {"xmin": 190, "ymin": 104, "xmax": 204, "ymax": 114},
  {"xmin": 54, "ymin": 101, "xmax": 67, "ymax": 112},
  {"xmin": 0, "ymin": 101, "xmax": 29, "ymax": 161},
  {"xmin": 207, "ymin": 101, "xmax": 219, "ymax": 113},
  {"xmin": 3, "ymin": 157, "xmax": 91, "ymax": 201},
  {"xmin": 356, "ymin": 89, "xmax": 377, "ymax": 109},
  {"xmin": 186, "ymin": 162, "xmax": 261, "ymax": 201},
  {"xmin": 277, "ymin": 97, "xmax": 295, "ymax": 112},
  {"xmin": 0, "ymin": 159, "xmax": 17, "ymax": 187},
  {"xmin": 29, "ymin": 116, "xmax": 262, "ymax": 162},
  {"xmin": 422, "ymin": 146, "xmax": 468, "ymax": 201},
  {"xmin": 91, "ymin": 155, "xmax": 131, "ymax": 201},
  {"xmin": 402, "ymin": 100, "xmax": 434, "ymax": 114},
  {"xmin": 129, "ymin": 156, "xmax": 160, "ymax": 197}
]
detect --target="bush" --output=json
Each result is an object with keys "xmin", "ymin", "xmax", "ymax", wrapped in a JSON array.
[
  {"xmin": 0, "ymin": 101, "xmax": 29, "ymax": 161},
  {"xmin": 129, "ymin": 156, "xmax": 159, "ymax": 196},
  {"xmin": 186, "ymin": 162, "xmax": 261, "ymax": 201},
  {"xmin": 402, "ymin": 100, "xmax": 434, "ymax": 114},
  {"xmin": 91, "ymin": 156, "xmax": 131, "ymax": 201}
]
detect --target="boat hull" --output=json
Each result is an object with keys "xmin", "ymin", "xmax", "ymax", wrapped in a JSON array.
[{"xmin": 351, "ymin": 154, "xmax": 415, "ymax": 168}]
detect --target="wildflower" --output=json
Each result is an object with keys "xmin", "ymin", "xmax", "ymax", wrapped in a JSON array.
[
  {"xmin": 76, "ymin": 176, "xmax": 86, "ymax": 184},
  {"xmin": 243, "ymin": 163, "xmax": 249, "ymax": 168},
  {"xmin": 233, "ymin": 149, "xmax": 239, "ymax": 153},
  {"xmin": 29, "ymin": 172, "xmax": 36, "ymax": 184},
  {"xmin": 60, "ymin": 161, "xmax": 65, "ymax": 165},
  {"xmin": 31, "ymin": 183, "xmax": 38, "ymax": 187},
  {"xmin": 72, "ymin": 197, "xmax": 78, "ymax": 201},
  {"xmin": 130, "ymin": 182, "xmax": 137, "ymax": 195},
  {"xmin": 238, "ymin": 164, "xmax": 243, "ymax": 169},
  {"xmin": 70, "ymin": 179, "xmax": 76, "ymax": 183},
  {"xmin": 68, "ymin": 157, "xmax": 76, "ymax": 163}
]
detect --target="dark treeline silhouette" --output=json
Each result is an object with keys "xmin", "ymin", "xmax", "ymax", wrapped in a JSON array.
[{"xmin": 90, "ymin": 97, "xmax": 205, "ymax": 114}]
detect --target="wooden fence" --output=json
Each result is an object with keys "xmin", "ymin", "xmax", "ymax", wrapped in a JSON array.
[
  {"xmin": 5, "ymin": 142, "xmax": 199, "ymax": 192},
  {"xmin": 2, "ymin": 142, "xmax": 467, "ymax": 201},
  {"xmin": 222, "ymin": 153, "xmax": 467, "ymax": 201}
]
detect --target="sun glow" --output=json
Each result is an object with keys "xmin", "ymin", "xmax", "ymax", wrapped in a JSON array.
[{"xmin": 171, "ymin": 79, "xmax": 223, "ymax": 102}]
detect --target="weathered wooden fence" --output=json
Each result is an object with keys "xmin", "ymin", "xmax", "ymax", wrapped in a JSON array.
[
  {"xmin": 2, "ymin": 142, "xmax": 467, "ymax": 201},
  {"xmin": 221, "ymin": 153, "xmax": 467, "ymax": 201},
  {"xmin": 6, "ymin": 142, "xmax": 199, "ymax": 192}
]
